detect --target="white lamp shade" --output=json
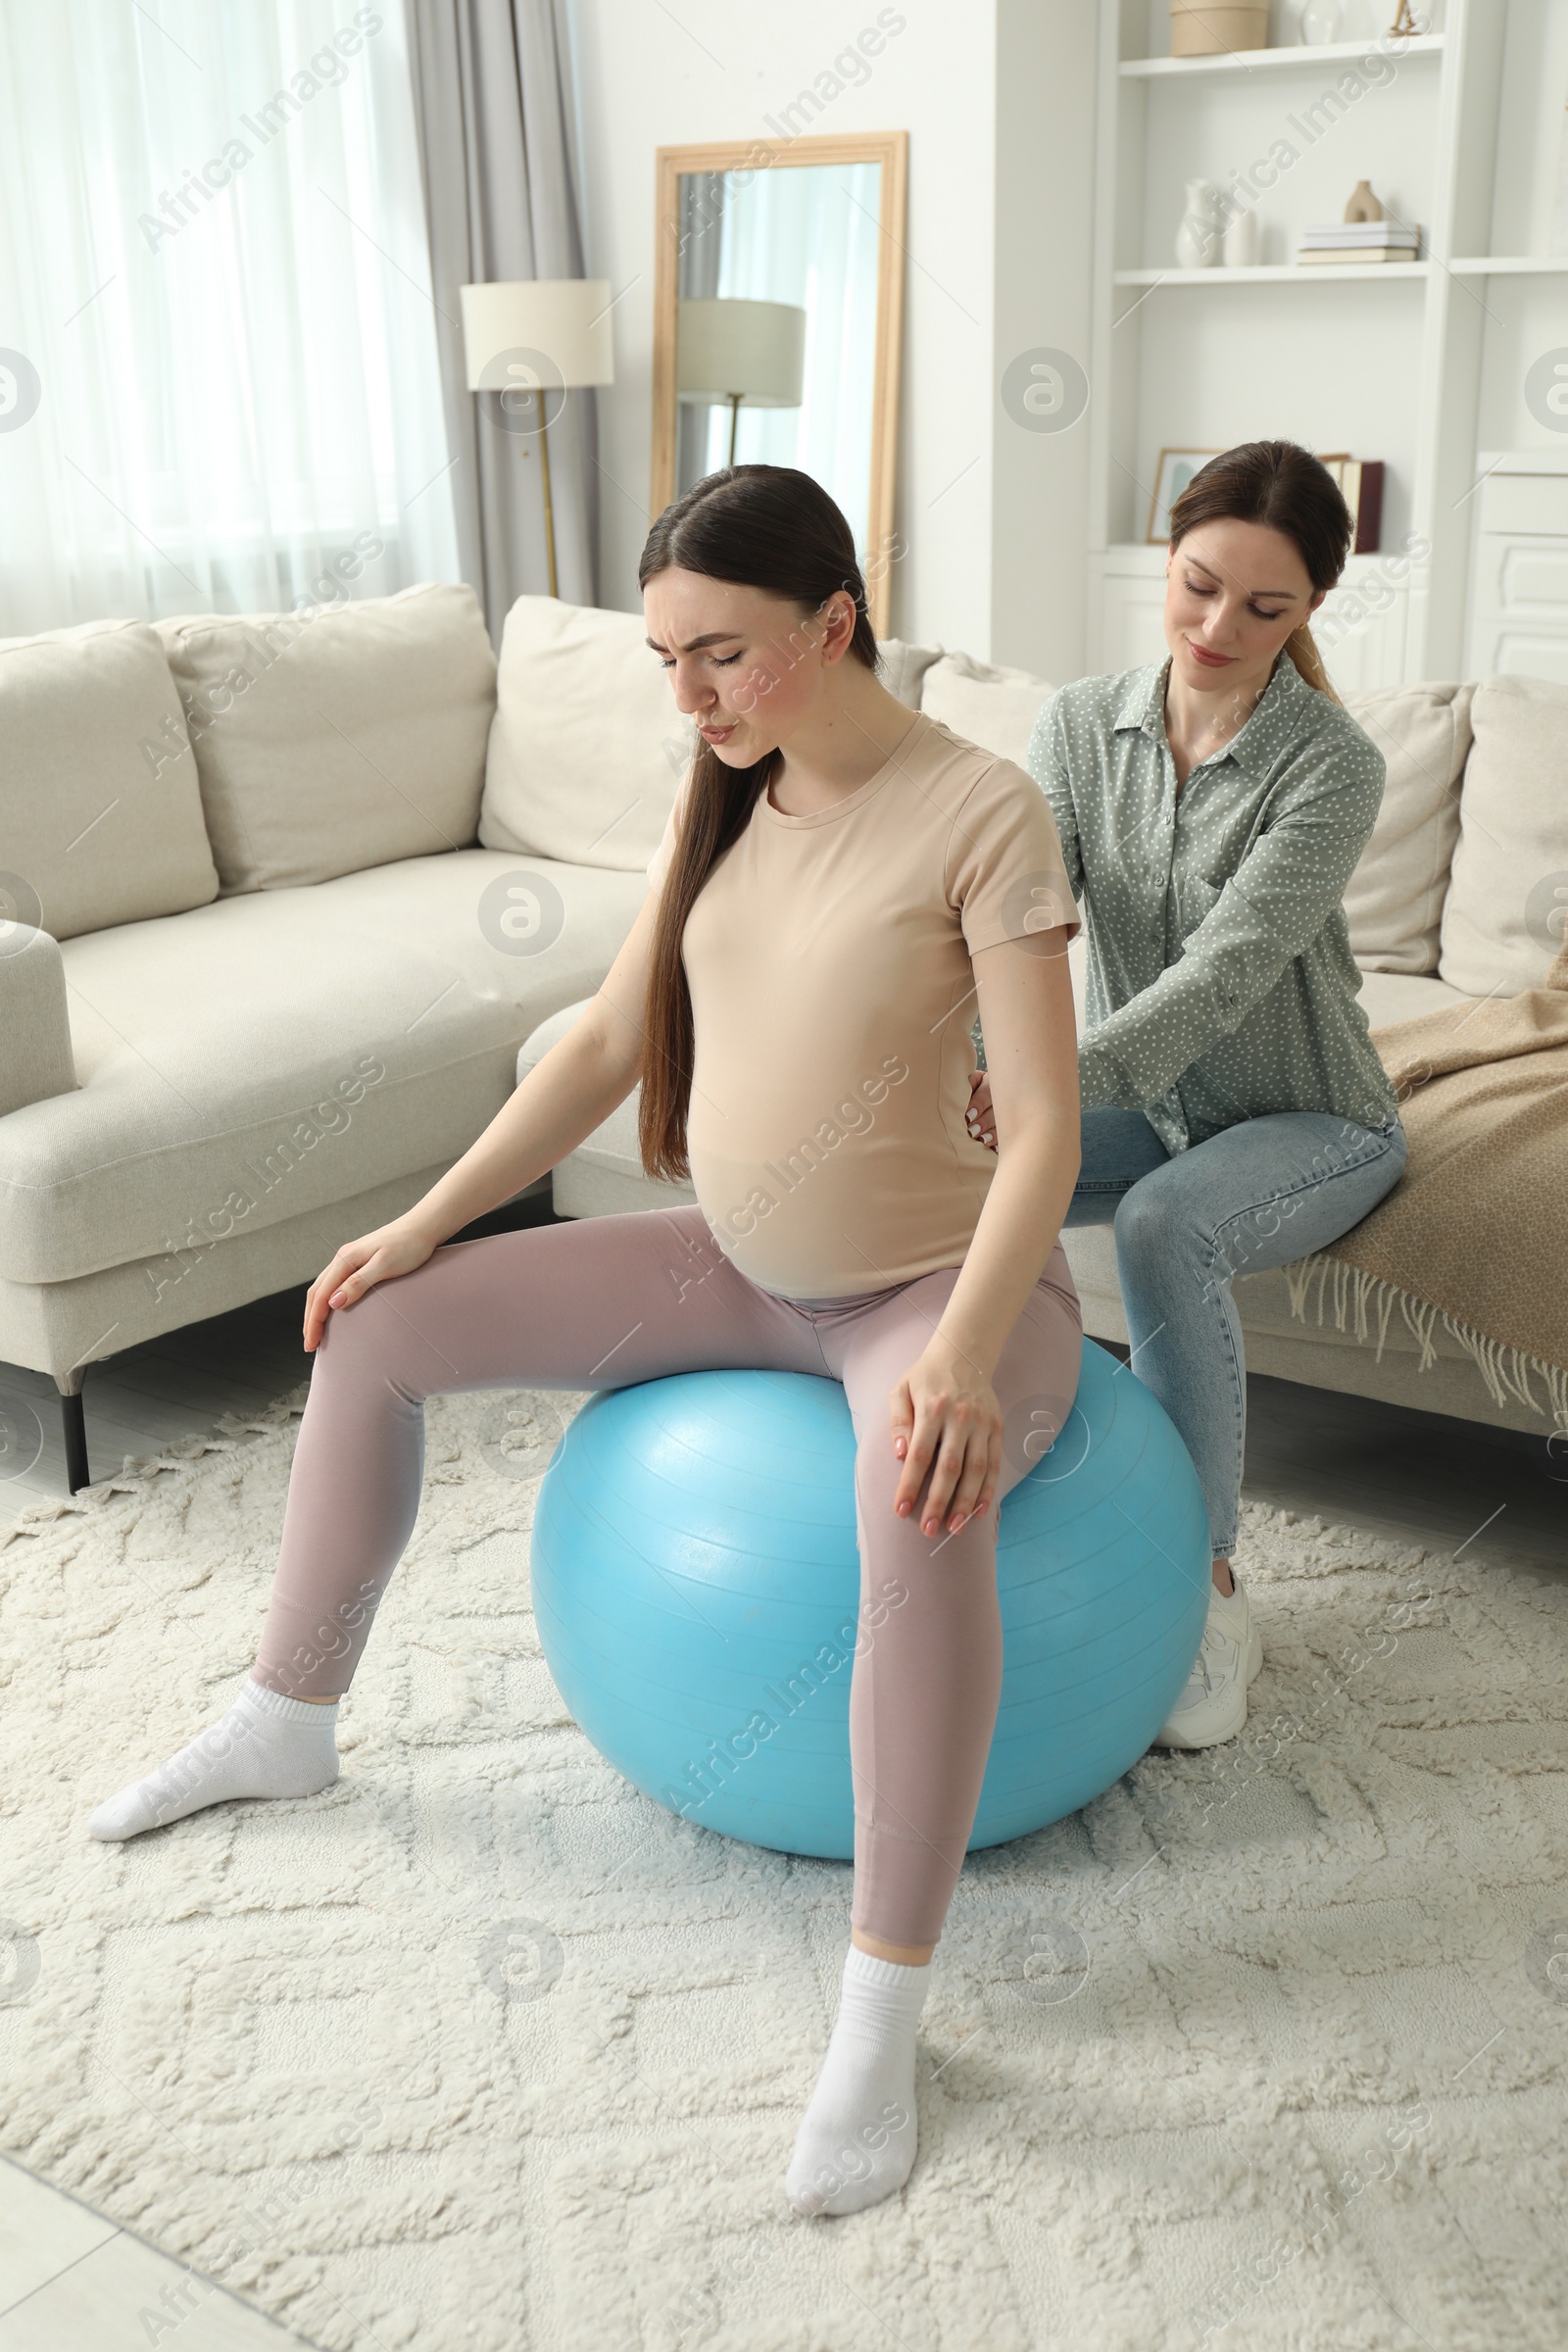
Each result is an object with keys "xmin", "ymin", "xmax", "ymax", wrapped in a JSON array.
[
  {"xmin": 676, "ymin": 298, "xmax": 806, "ymax": 408},
  {"xmin": 460, "ymin": 280, "xmax": 615, "ymax": 392}
]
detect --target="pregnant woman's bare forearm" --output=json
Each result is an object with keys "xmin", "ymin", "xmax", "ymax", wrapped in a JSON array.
[{"xmin": 936, "ymin": 1116, "xmax": 1079, "ymax": 1380}]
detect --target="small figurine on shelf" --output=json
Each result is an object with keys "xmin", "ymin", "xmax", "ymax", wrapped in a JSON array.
[
  {"xmin": 1223, "ymin": 208, "xmax": 1261, "ymax": 268},
  {"xmin": 1298, "ymin": 190, "xmax": 1420, "ymax": 265},
  {"xmin": 1299, "ymin": 1, "xmax": 1342, "ymax": 42},
  {"xmin": 1388, "ymin": 2, "xmax": 1421, "ymax": 36},
  {"xmin": 1175, "ymin": 180, "xmax": 1222, "ymax": 269}
]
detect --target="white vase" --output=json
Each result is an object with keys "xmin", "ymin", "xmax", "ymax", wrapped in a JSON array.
[
  {"xmin": 1175, "ymin": 180, "xmax": 1221, "ymax": 270},
  {"xmin": 1299, "ymin": 0, "xmax": 1343, "ymax": 42},
  {"xmin": 1223, "ymin": 208, "xmax": 1260, "ymax": 268}
]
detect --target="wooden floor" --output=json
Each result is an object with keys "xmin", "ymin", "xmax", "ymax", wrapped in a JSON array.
[
  {"xmin": 1237, "ymin": 1365, "xmax": 1564, "ymax": 1576},
  {"xmin": 0, "ymin": 2153, "xmax": 310, "ymax": 2351}
]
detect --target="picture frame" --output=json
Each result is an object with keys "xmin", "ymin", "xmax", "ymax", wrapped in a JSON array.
[{"xmin": 1146, "ymin": 448, "xmax": 1224, "ymax": 545}]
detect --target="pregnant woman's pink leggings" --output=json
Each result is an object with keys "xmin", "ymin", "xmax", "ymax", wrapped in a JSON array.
[{"xmin": 251, "ymin": 1204, "xmax": 1082, "ymax": 1950}]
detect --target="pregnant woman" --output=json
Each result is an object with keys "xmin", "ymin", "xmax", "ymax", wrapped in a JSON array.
[
  {"xmin": 968, "ymin": 439, "xmax": 1406, "ymax": 1749},
  {"xmin": 90, "ymin": 464, "xmax": 1087, "ymax": 2221}
]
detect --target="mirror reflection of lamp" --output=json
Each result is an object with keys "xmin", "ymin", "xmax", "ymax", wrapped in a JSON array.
[
  {"xmin": 676, "ymin": 297, "xmax": 807, "ymax": 468},
  {"xmin": 459, "ymin": 279, "xmax": 615, "ymax": 598}
]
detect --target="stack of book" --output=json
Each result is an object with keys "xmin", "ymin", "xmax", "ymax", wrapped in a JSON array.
[{"xmin": 1298, "ymin": 221, "xmax": 1422, "ymax": 265}]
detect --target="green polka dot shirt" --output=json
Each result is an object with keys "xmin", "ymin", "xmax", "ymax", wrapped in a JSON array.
[{"xmin": 1024, "ymin": 651, "xmax": 1399, "ymax": 1154}]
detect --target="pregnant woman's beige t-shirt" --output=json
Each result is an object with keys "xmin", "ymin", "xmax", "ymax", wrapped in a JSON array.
[{"xmin": 646, "ymin": 707, "xmax": 1080, "ymax": 1300}]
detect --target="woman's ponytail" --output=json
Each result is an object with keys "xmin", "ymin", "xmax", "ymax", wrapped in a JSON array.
[{"xmin": 1283, "ymin": 619, "xmax": 1341, "ymax": 704}]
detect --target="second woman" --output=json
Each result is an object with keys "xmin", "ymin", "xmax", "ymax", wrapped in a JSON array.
[{"xmin": 970, "ymin": 438, "xmax": 1407, "ymax": 1748}]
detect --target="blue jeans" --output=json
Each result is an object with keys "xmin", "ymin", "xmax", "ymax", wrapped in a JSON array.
[{"xmin": 1062, "ymin": 1107, "xmax": 1408, "ymax": 1558}]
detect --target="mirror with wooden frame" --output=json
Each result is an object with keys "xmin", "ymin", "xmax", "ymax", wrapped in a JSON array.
[{"xmin": 650, "ymin": 130, "xmax": 906, "ymax": 637}]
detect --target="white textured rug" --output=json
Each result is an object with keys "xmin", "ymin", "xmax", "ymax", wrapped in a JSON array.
[{"xmin": 1, "ymin": 1384, "xmax": 1566, "ymax": 2352}]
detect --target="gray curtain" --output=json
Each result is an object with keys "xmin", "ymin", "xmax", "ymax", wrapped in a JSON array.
[{"xmin": 406, "ymin": 0, "xmax": 600, "ymax": 637}]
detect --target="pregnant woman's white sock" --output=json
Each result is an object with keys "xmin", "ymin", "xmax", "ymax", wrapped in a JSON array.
[
  {"xmin": 785, "ymin": 1944, "xmax": 930, "ymax": 2217},
  {"xmin": 88, "ymin": 1680, "xmax": 340, "ymax": 1841}
]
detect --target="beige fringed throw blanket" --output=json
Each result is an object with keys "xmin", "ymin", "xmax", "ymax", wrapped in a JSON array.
[{"xmin": 1287, "ymin": 940, "xmax": 1568, "ymax": 1431}]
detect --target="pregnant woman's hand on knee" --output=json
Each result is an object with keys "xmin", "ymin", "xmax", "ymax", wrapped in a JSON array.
[
  {"xmin": 964, "ymin": 1066, "xmax": 998, "ymax": 1153},
  {"xmin": 889, "ymin": 1338, "xmax": 1003, "ymax": 1539},
  {"xmin": 303, "ymin": 1216, "xmax": 441, "ymax": 1351}
]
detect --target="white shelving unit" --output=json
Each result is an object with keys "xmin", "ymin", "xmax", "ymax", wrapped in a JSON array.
[
  {"xmin": 1114, "ymin": 262, "xmax": 1431, "ymax": 282},
  {"xmin": 1465, "ymin": 448, "xmax": 1568, "ymax": 683},
  {"xmin": 1449, "ymin": 257, "xmax": 1568, "ymax": 274},
  {"xmin": 1085, "ymin": 0, "xmax": 1567, "ymax": 686},
  {"xmin": 1116, "ymin": 31, "xmax": 1446, "ymax": 78}
]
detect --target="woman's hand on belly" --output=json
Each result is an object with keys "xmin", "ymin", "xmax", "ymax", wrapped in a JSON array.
[{"xmin": 889, "ymin": 1334, "xmax": 1003, "ymax": 1539}]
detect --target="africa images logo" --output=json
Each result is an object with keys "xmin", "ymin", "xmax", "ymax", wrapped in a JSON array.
[{"xmin": 0, "ymin": 350, "xmax": 41, "ymax": 433}]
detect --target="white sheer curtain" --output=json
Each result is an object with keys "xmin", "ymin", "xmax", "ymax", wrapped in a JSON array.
[
  {"xmin": 0, "ymin": 0, "xmax": 460, "ymax": 634},
  {"xmin": 700, "ymin": 160, "xmax": 881, "ymax": 569}
]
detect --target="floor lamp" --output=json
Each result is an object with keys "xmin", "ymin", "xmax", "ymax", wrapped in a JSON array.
[
  {"xmin": 676, "ymin": 297, "xmax": 806, "ymax": 470},
  {"xmin": 459, "ymin": 279, "xmax": 614, "ymax": 599}
]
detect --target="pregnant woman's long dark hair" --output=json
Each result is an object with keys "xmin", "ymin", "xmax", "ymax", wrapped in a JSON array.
[{"xmin": 636, "ymin": 464, "xmax": 880, "ymax": 1181}]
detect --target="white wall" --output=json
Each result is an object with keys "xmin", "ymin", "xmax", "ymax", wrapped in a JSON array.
[
  {"xmin": 567, "ymin": 0, "xmax": 997, "ymax": 652},
  {"xmin": 991, "ymin": 0, "xmax": 1098, "ymax": 680},
  {"xmin": 1476, "ymin": 0, "xmax": 1568, "ymax": 459},
  {"xmin": 565, "ymin": 0, "xmax": 1096, "ymax": 673},
  {"xmin": 562, "ymin": 0, "xmax": 1556, "ymax": 680}
]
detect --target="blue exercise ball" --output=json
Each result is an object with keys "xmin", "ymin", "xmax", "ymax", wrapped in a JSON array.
[{"xmin": 530, "ymin": 1340, "xmax": 1209, "ymax": 1860}]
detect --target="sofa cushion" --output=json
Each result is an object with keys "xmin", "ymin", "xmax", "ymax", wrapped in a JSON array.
[
  {"xmin": 1355, "ymin": 967, "xmax": 1473, "ymax": 1027},
  {"xmin": 0, "ymin": 618, "xmax": 220, "ymax": 941},
  {"xmin": 481, "ymin": 609, "xmax": 948, "ymax": 873},
  {"xmin": 157, "ymin": 583, "xmax": 496, "ymax": 896},
  {"xmin": 1340, "ymin": 682, "xmax": 1473, "ymax": 975},
  {"xmin": 876, "ymin": 636, "xmax": 944, "ymax": 710},
  {"xmin": 0, "ymin": 850, "xmax": 646, "ymax": 1286},
  {"xmin": 1440, "ymin": 674, "xmax": 1568, "ymax": 997},
  {"xmin": 919, "ymin": 651, "xmax": 1053, "ymax": 768},
  {"xmin": 481, "ymin": 597, "xmax": 688, "ymax": 872}
]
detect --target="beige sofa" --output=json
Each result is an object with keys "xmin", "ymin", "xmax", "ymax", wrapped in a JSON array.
[
  {"xmin": 5, "ymin": 584, "xmax": 1559, "ymax": 1495},
  {"xmin": 0, "ymin": 586, "xmax": 693, "ymax": 1489},
  {"xmin": 519, "ymin": 658, "xmax": 1568, "ymax": 1443},
  {"xmin": 1, "ymin": 587, "xmax": 957, "ymax": 1492}
]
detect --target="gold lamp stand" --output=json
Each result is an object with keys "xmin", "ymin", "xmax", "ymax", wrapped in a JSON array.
[{"xmin": 459, "ymin": 279, "xmax": 615, "ymax": 599}]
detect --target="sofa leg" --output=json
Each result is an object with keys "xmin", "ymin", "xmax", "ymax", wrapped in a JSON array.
[{"xmin": 55, "ymin": 1369, "xmax": 89, "ymax": 1495}]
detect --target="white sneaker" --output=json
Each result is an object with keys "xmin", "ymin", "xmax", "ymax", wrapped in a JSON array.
[{"xmin": 1154, "ymin": 1572, "xmax": 1262, "ymax": 1750}]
